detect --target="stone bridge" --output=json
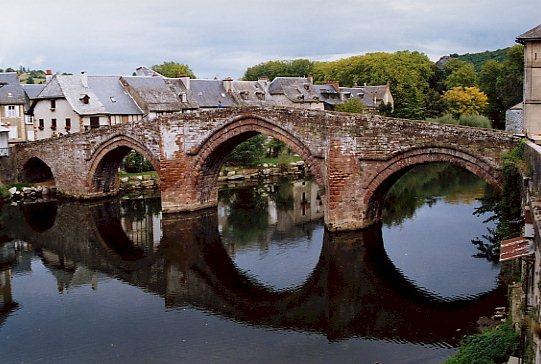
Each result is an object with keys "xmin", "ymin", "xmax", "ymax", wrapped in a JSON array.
[{"xmin": 9, "ymin": 107, "xmax": 518, "ymax": 231}]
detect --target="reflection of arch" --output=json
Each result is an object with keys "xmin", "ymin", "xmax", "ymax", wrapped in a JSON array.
[
  {"xmin": 87, "ymin": 136, "xmax": 159, "ymax": 194},
  {"xmin": 363, "ymin": 147, "xmax": 502, "ymax": 221},
  {"xmin": 21, "ymin": 201, "xmax": 58, "ymax": 233},
  {"xmin": 20, "ymin": 157, "xmax": 55, "ymax": 184},
  {"xmin": 192, "ymin": 115, "xmax": 324, "ymax": 204}
]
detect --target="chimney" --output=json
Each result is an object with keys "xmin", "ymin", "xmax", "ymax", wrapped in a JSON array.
[
  {"xmin": 81, "ymin": 71, "xmax": 88, "ymax": 88},
  {"xmin": 327, "ymin": 80, "xmax": 340, "ymax": 92},
  {"xmin": 258, "ymin": 76, "xmax": 269, "ymax": 82},
  {"xmin": 180, "ymin": 76, "xmax": 190, "ymax": 90},
  {"xmin": 223, "ymin": 77, "xmax": 233, "ymax": 93},
  {"xmin": 45, "ymin": 69, "xmax": 53, "ymax": 83},
  {"xmin": 307, "ymin": 74, "xmax": 314, "ymax": 84}
]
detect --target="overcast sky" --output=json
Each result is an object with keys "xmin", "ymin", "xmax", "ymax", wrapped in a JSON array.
[{"xmin": 1, "ymin": 0, "xmax": 540, "ymax": 79}]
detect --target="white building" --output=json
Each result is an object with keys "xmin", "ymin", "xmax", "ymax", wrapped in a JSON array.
[{"xmin": 30, "ymin": 73, "xmax": 143, "ymax": 140}]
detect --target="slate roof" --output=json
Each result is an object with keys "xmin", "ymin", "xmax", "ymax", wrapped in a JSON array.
[
  {"xmin": 37, "ymin": 76, "xmax": 64, "ymax": 99},
  {"xmin": 517, "ymin": 24, "xmax": 541, "ymax": 42},
  {"xmin": 339, "ymin": 85, "xmax": 389, "ymax": 108},
  {"xmin": 0, "ymin": 73, "xmax": 25, "ymax": 105},
  {"xmin": 190, "ymin": 79, "xmax": 236, "ymax": 108},
  {"xmin": 313, "ymin": 84, "xmax": 341, "ymax": 106},
  {"xmin": 230, "ymin": 80, "xmax": 275, "ymax": 107},
  {"xmin": 120, "ymin": 76, "xmax": 198, "ymax": 112},
  {"xmin": 88, "ymin": 76, "xmax": 143, "ymax": 115},
  {"xmin": 22, "ymin": 84, "xmax": 45, "ymax": 100},
  {"xmin": 135, "ymin": 66, "xmax": 163, "ymax": 77},
  {"xmin": 268, "ymin": 77, "xmax": 320, "ymax": 103}
]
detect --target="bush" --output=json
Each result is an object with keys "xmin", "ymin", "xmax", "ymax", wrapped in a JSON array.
[
  {"xmin": 426, "ymin": 114, "xmax": 459, "ymax": 125},
  {"xmin": 123, "ymin": 151, "xmax": 154, "ymax": 173},
  {"xmin": 446, "ymin": 322, "xmax": 519, "ymax": 364},
  {"xmin": 458, "ymin": 114, "xmax": 491, "ymax": 128},
  {"xmin": 225, "ymin": 135, "xmax": 266, "ymax": 167},
  {"xmin": 335, "ymin": 98, "xmax": 367, "ymax": 114}
]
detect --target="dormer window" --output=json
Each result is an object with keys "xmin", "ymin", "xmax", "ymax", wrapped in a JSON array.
[
  {"xmin": 356, "ymin": 92, "xmax": 365, "ymax": 98},
  {"xmin": 240, "ymin": 91, "xmax": 249, "ymax": 100},
  {"xmin": 255, "ymin": 91, "xmax": 265, "ymax": 100},
  {"xmin": 110, "ymin": 97, "xmax": 116, "ymax": 103},
  {"xmin": 80, "ymin": 94, "xmax": 90, "ymax": 104},
  {"xmin": 179, "ymin": 93, "xmax": 187, "ymax": 103},
  {"xmin": 303, "ymin": 84, "xmax": 310, "ymax": 91}
]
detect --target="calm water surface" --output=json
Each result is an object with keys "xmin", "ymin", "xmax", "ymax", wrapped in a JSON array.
[{"xmin": 0, "ymin": 164, "xmax": 505, "ymax": 363}]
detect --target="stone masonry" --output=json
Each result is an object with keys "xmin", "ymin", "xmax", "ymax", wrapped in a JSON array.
[{"xmin": 7, "ymin": 107, "xmax": 518, "ymax": 231}]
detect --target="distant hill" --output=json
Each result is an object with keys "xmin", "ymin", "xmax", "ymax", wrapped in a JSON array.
[{"xmin": 437, "ymin": 47, "xmax": 512, "ymax": 70}]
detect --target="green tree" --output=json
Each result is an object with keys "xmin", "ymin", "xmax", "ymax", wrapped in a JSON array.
[
  {"xmin": 335, "ymin": 98, "xmax": 367, "ymax": 113},
  {"xmin": 225, "ymin": 135, "xmax": 266, "ymax": 167},
  {"xmin": 243, "ymin": 59, "xmax": 314, "ymax": 81},
  {"xmin": 151, "ymin": 61, "xmax": 196, "ymax": 78},
  {"xmin": 123, "ymin": 151, "xmax": 154, "ymax": 173},
  {"xmin": 443, "ymin": 59, "xmax": 477, "ymax": 89},
  {"xmin": 26, "ymin": 76, "xmax": 35, "ymax": 84}
]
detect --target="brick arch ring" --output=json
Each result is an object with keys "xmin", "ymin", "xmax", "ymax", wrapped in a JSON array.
[
  {"xmin": 86, "ymin": 135, "xmax": 160, "ymax": 190},
  {"xmin": 192, "ymin": 114, "xmax": 325, "ymax": 187},
  {"xmin": 19, "ymin": 155, "xmax": 57, "ymax": 184},
  {"xmin": 362, "ymin": 146, "xmax": 503, "ymax": 218}
]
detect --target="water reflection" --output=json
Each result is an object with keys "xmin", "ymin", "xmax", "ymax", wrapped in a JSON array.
[{"xmin": 0, "ymin": 169, "xmax": 506, "ymax": 363}]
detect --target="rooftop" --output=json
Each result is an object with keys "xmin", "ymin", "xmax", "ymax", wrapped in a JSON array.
[
  {"xmin": 517, "ymin": 23, "xmax": 541, "ymax": 42},
  {"xmin": 0, "ymin": 73, "xmax": 26, "ymax": 105}
]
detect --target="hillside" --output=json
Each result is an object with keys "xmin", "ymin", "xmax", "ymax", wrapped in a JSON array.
[{"xmin": 437, "ymin": 47, "xmax": 512, "ymax": 70}]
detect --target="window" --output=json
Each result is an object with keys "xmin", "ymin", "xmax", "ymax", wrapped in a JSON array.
[
  {"xmin": 50, "ymin": 99, "xmax": 56, "ymax": 110},
  {"xmin": 38, "ymin": 119, "xmax": 44, "ymax": 130},
  {"xmin": 65, "ymin": 118, "xmax": 71, "ymax": 130},
  {"xmin": 51, "ymin": 119, "xmax": 57, "ymax": 130},
  {"xmin": 80, "ymin": 95, "xmax": 90, "ymax": 104},
  {"xmin": 4, "ymin": 105, "xmax": 19, "ymax": 118},
  {"xmin": 90, "ymin": 117, "xmax": 99, "ymax": 129}
]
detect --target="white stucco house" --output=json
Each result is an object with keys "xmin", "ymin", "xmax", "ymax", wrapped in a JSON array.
[{"xmin": 30, "ymin": 73, "xmax": 143, "ymax": 140}]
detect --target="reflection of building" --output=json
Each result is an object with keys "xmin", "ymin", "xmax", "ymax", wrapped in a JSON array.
[{"xmin": 120, "ymin": 208, "xmax": 162, "ymax": 251}]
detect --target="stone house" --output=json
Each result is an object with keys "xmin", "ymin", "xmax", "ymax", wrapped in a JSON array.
[
  {"xmin": 505, "ymin": 102, "xmax": 524, "ymax": 134},
  {"xmin": 187, "ymin": 79, "xmax": 236, "ymax": 110},
  {"xmin": 267, "ymin": 77, "xmax": 324, "ymax": 110},
  {"xmin": 31, "ymin": 73, "xmax": 143, "ymax": 140},
  {"xmin": 22, "ymin": 84, "xmax": 45, "ymax": 141},
  {"xmin": 314, "ymin": 81, "xmax": 394, "ymax": 111},
  {"xmin": 119, "ymin": 76, "xmax": 198, "ymax": 119},
  {"xmin": 517, "ymin": 23, "xmax": 541, "ymax": 141},
  {"xmin": 0, "ymin": 73, "xmax": 28, "ymax": 144}
]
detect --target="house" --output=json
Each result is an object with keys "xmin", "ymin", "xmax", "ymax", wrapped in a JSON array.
[
  {"xmin": 0, "ymin": 126, "xmax": 10, "ymax": 156},
  {"xmin": 227, "ymin": 79, "xmax": 276, "ymax": 107},
  {"xmin": 119, "ymin": 76, "xmax": 198, "ymax": 118},
  {"xmin": 314, "ymin": 81, "xmax": 394, "ymax": 111},
  {"xmin": 31, "ymin": 73, "xmax": 143, "ymax": 140},
  {"xmin": 313, "ymin": 83, "xmax": 342, "ymax": 110},
  {"xmin": 189, "ymin": 78, "xmax": 236, "ymax": 110},
  {"xmin": 505, "ymin": 102, "xmax": 524, "ymax": 134},
  {"xmin": 267, "ymin": 77, "xmax": 324, "ymax": 110},
  {"xmin": 22, "ymin": 83, "xmax": 45, "ymax": 141},
  {"xmin": 517, "ymin": 23, "xmax": 541, "ymax": 141},
  {"xmin": 0, "ymin": 73, "xmax": 28, "ymax": 144}
]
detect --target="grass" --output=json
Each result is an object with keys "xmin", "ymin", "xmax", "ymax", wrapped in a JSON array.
[
  {"xmin": 119, "ymin": 170, "xmax": 158, "ymax": 178},
  {"xmin": 446, "ymin": 321, "xmax": 519, "ymax": 364}
]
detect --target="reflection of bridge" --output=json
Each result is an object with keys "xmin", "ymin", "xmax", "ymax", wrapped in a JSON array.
[
  {"xmin": 11, "ymin": 107, "xmax": 517, "ymax": 231},
  {"xmin": 1, "ymin": 199, "xmax": 505, "ymax": 346}
]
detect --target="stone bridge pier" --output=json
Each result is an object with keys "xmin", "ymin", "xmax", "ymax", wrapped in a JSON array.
[{"xmin": 8, "ymin": 107, "xmax": 517, "ymax": 231}]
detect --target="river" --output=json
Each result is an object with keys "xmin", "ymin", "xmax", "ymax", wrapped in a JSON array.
[{"xmin": 0, "ymin": 163, "xmax": 506, "ymax": 363}]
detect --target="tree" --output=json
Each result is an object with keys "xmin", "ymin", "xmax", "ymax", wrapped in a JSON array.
[
  {"xmin": 224, "ymin": 135, "xmax": 266, "ymax": 167},
  {"xmin": 443, "ymin": 59, "xmax": 477, "ymax": 89},
  {"xmin": 243, "ymin": 59, "xmax": 314, "ymax": 81},
  {"xmin": 151, "ymin": 61, "xmax": 196, "ymax": 78},
  {"xmin": 442, "ymin": 86, "xmax": 488, "ymax": 118},
  {"xmin": 335, "ymin": 98, "xmax": 367, "ymax": 113},
  {"xmin": 26, "ymin": 76, "xmax": 35, "ymax": 84}
]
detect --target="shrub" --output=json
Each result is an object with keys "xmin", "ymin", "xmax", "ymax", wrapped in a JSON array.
[
  {"xmin": 123, "ymin": 151, "xmax": 154, "ymax": 173},
  {"xmin": 426, "ymin": 114, "xmax": 459, "ymax": 125},
  {"xmin": 335, "ymin": 98, "xmax": 367, "ymax": 114},
  {"xmin": 446, "ymin": 322, "xmax": 519, "ymax": 364},
  {"xmin": 458, "ymin": 114, "xmax": 492, "ymax": 128},
  {"xmin": 225, "ymin": 135, "xmax": 266, "ymax": 167}
]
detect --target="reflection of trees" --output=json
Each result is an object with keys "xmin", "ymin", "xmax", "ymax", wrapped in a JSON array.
[
  {"xmin": 220, "ymin": 185, "xmax": 269, "ymax": 245},
  {"xmin": 268, "ymin": 177, "xmax": 293, "ymax": 211},
  {"xmin": 382, "ymin": 163, "xmax": 485, "ymax": 226}
]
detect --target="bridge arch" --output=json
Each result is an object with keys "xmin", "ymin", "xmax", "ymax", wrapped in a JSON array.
[
  {"xmin": 192, "ymin": 115, "xmax": 324, "ymax": 205},
  {"xmin": 87, "ymin": 135, "xmax": 160, "ymax": 194},
  {"xmin": 363, "ymin": 146, "xmax": 503, "ymax": 222},
  {"xmin": 20, "ymin": 156, "xmax": 56, "ymax": 185}
]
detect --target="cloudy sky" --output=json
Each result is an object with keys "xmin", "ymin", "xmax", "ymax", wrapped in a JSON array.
[{"xmin": 1, "ymin": 0, "xmax": 540, "ymax": 78}]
